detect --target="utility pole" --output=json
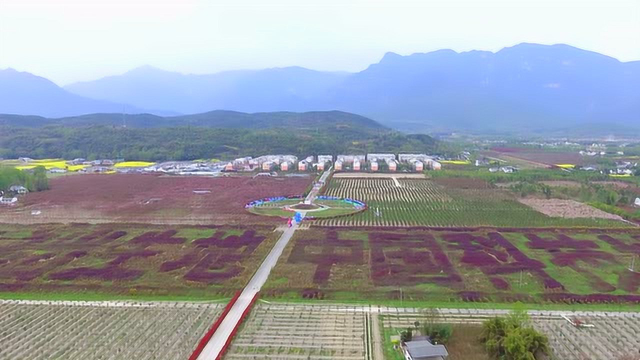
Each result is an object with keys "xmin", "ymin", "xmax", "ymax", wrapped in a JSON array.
[{"xmin": 519, "ymin": 270, "xmax": 524, "ymax": 288}]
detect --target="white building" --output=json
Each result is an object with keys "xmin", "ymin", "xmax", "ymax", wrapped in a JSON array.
[
  {"xmin": 317, "ymin": 155, "xmax": 333, "ymax": 164},
  {"xmin": 367, "ymin": 153, "xmax": 396, "ymax": 163},
  {"xmin": 370, "ymin": 161, "xmax": 379, "ymax": 172},
  {"xmin": 336, "ymin": 155, "xmax": 366, "ymax": 164},
  {"xmin": 398, "ymin": 154, "xmax": 434, "ymax": 163},
  {"xmin": 334, "ymin": 160, "xmax": 343, "ymax": 171},
  {"xmin": 413, "ymin": 161, "xmax": 424, "ymax": 172},
  {"xmin": 353, "ymin": 160, "xmax": 361, "ymax": 171},
  {"xmin": 388, "ymin": 160, "xmax": 398, "ymax": 172}
]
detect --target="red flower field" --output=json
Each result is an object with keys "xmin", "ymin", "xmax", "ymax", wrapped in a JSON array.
[{"xmin": 0, "ymin": 174, "xmax": 313, "ymax": 225}]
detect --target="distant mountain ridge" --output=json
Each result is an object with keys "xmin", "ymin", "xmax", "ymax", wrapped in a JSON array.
[
  {"xmin": 3, "ymin": 43, "xmax": 640, "ymax": 133},
  {"xmin": 0, "ymin": 68, "xmax": 152, "ymax": 118},
  {"xmin": 64, "ymin": 66, "xmax": 347, "ymax": 115}
]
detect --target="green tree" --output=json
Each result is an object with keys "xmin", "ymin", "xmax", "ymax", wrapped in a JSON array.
[{"xmin": 31, "ymin": 166, "xmax": 49, "ymax": 191}]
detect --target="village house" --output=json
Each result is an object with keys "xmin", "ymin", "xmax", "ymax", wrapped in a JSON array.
[
  {"xmin": 403, "ymin": 339, "xmax": 449, "ymax": 360},
  {"xmin": 317, "ymin": 155, "xmax": 333, "ymax": 164},
  {"xmin": 367, "ymin": 153, "xmax": 396, "ymax": 163},
  {"xmin": 9, "ymin": 185, "xmax": 28, "ymax": 195},
  {"xmin": 635, "ymin": 198, "xmax": 640, "ymax": 208},
  {"xmin": 353, "ymin": 159, "xmax": 361, "ymax": 171},
  {"xmin": 370, "ymin": 161, "xmax": 379, "ymax": 172},
  {"xmin": 298, "ymin": 161, "xmax": 308, "ymax": 172},
  {"xmin": 388, "ymin": 160, "xmax": 398, "ymax": 172}
]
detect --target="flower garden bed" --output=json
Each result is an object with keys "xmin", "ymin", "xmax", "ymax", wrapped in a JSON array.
[{"xmin": 263, "ymin": 227, "xmax": 640, "ymax": 305}]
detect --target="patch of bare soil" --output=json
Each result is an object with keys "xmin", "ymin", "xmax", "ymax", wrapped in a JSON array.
[
  {"xmin": 518, "ymin": 198, "xmax": 624, "ymax": 221},
  {"xmin": 539, "ymin": 181, "xmax": 583, "ymax": 188}
]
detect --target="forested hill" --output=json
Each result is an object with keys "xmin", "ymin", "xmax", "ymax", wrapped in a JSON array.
[
  {"xmin": 0, "ymin": 111, "xmax": 436, "ymax": 161},
  {"xmin": 0, "ymin": 110, "xmax": 385, "ymax": 133}
]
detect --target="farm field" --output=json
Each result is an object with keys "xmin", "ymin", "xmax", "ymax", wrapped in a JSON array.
[
  {"xmin": 0, "ymin": 300, "xmax": 222, "ymax": 360},
  {"xmin": 519, "ymin": 198, "xmax": 624, "ymax": 220},
  {"xmin": 317, "ymin": 177, "xmax": 627, "ymax": 227},
  {"xmin": 484, "ymin": 148, "xmax": 586, "ymax": 167},
  {"xmin": 532, "ymin": 312, "xmax": 640, "ymax": 359},
  {"xmin": 379, "ymin": 308, "xmax": 640, "ymax": 360},
  {"xmin": 225, "ymin": 303, "xmax": 368, "ymax": 360},
  {"xmin": 0, "ymin": 223, "xmax": 278, "ymax": 299},
  {"xmin": 381, "ymin": 312, "xmax": 488, "ymax": 360},
  {"xmin": 263, "ymin": 227, "xmax": 640, "ymax": 305},
  {"xmin": 0, "ymin": 173, "xmax": 312, "ymax": 225}
]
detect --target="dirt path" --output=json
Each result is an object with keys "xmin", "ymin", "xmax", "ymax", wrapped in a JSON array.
[{"xmin": 371, "ymin": 312, "xmax": 385, "ymax": 360}]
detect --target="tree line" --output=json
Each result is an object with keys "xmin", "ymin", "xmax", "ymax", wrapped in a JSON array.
[{"xmin": 0, "ymin": 125, "xmax": 438, "ymax": 162}]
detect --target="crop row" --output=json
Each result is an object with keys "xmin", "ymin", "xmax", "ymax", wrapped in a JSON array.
[
  {"xmin": 225, "ymin": 303, "xmax": 367, "ymax": 360},
  {"xmin": 0, "ymin": 301, "xmax": 221, "ymax": 360},
  {"xmin": 318, "ymin": 178, "xmax": 628, "ymax": 228}
]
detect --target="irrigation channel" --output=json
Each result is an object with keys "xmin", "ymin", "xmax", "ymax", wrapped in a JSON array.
[{"xmin": 195, "ymin": 168, "xmax": 333, "ymax": 360}]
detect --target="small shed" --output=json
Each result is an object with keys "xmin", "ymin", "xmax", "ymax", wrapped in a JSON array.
[
  {"xmin": 403, "ymin": 340, "xmax": 448, "ymax": 360},
  {"xmin": 635, "ymin": 198, "xmax": 640, "ymax": 208}
]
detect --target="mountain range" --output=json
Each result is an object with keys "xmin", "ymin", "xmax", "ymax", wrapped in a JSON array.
[{"xmin": 2, "ymin": 43, "xmax": 639, "ymax": 134}]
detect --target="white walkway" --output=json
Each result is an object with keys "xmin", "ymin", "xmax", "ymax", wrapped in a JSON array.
[{"xmin": 195, "ymin": 224, "xmax": 298, "ymax": 359}]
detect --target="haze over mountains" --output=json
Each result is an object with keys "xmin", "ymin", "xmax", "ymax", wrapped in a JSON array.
[{"xmin": 2, "ymin": 43, "xmax": 639, "ymax": 134}]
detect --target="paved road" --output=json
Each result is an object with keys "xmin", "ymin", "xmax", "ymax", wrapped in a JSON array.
[
  {"xmin": 305, "ymin": 167, "xmax": 332, "ymax": 203},
  {"xmin": 197, "ymin": 168, "xmax": 331, "ymax": 359},
  {"xmin": 196, "ymin": 224, "xmax": 298, "ymax": 360}
]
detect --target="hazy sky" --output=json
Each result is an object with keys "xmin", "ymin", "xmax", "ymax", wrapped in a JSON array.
[{"xmin": 1, "ymin": 0, "xmax": 638, "ymax": 85}]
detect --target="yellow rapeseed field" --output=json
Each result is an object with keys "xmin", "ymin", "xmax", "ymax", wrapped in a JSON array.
[{"xmin": 113, "ymin": 161, "xmax": 155, "ymax": 168}]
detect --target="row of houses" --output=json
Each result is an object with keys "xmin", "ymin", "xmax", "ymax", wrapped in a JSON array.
[
  {"xmin": 334, "ymin": 154, "xmax": 442, "ymax": 172},
  {"xmin": 221, "ymin": 153, "xmax": 443, "ymax": 173}
]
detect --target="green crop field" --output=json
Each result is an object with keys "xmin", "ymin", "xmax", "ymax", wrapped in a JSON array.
[{"xmin": 317, "ymin": 178, "xmax": 629, "ymax": 228}]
